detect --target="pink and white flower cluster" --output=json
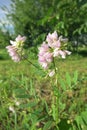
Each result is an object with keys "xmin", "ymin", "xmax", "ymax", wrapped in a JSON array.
[
  {"xmin": 6, "ymin": 35, "xmax": 26, "ymax": 62},
  {"xmin": 38, "ymin": 31, "xmax": 71, "ymax": 69},
  {"xmin": 38, "ymin": 42, "xmax": 53, "ymax": 69}
]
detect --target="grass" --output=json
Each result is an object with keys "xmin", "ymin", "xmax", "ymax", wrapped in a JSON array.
[{"xmin": 0, "ymin": 48, "xmax": 87, "ymax": 130}]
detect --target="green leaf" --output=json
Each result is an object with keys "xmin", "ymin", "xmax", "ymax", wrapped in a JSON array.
[
  {"xmin": 69, "ymin": 125, "xmax": 76, "ymax": 130},
  {"xmin": 73, "ymin": 71, "xmax": 78, "ymax": 84},
  {"xmin": 33, "ymin": 107, "xmax": 43, "ymax": 115},
  {"xmin": 13, "ymin": 88, "xmax": 26, "ymax": 94},
  {"xmin": 75, "ymin": 114, "xmax": 86, "ymax": 130},
  {"xmin": 43, "ymin": 121, "xmax": 53, "ymax": 130},
  {"xmin": 53, "ymin": 85, "xmax": 59, "ymax": 97},
  {"xmin": 44, "ymin": 100, "xmax": 49, "ymax": 114},
  {"xmin": 81, "ymin": 111, "xmax": 87, "ymax": 125},
  {"xmin": 59, "ymin": 101, "xmax": 66, "ymax": 112},
  {"xmin": 59, "ymin": 78, "xmax": 66, "ymax": 91},
  {"xmin": 66, "ymin": 72, "xmax": 71, "ymax": 88},
  {"xmin": 75, "ymin": 116, "xmax": 82, "ymax": 130},
  {"xmin": 16, "ymin": 94, "xmax": 32, "ymax": 98},
  {"xmin": 19, "ymin": 101, "xmax": 37, "ymax": 108},
  {"xmin": 59, "ymin": 119, "xmax": 72, "ymax": 130}
]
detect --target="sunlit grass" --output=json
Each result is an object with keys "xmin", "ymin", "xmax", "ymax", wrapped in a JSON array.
[{"xmin": 0, "ymin": 48, "xmax": 87, "ymax": 129}]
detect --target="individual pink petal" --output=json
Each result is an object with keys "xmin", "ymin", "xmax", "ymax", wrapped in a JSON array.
[
  {"xmin": 44, "ymin": 52, "xmax": 53, "ymax": 62},
  {"xmin": 38, "ymin": 42, "xmax": 49, "ymax": 52},
  {"xmin": 49, "ymin": 70, "xmax": 55, "ymax": 77},
  {"xmin": 6, "ymin": 45, "xmax": 14, "ymax": 50},
  {"xmin": 9, "ymin": 51, "xmax": 17, "ymax": 57},
  {"xmin": 46, "ymin": 33, "xmax": 53, "ymax": 44},
  {"xmin": 12, "ymin": 55, "xmax": 21, "ymax": 62},
  {"xmin": 42, "ymin": 63, "xmax": 48, "ymax": 69},
  {"xmin": 6, "ymin": 45, "xmax": 21, "ymax": 62},
  {"xmin": 6, "ymin": 46, "xmax": 17, "ymax": 54},
  {"xmin": 38, "ymin": 56, "xmax": 46, "ymax": 62},
  {"xmin": 40, "ymin": 62, "xmax": 48, "ymax": 69},
  {"xmin": 55, "ymin": 40, "xmax": 61, "ymax": 48},
  {"xmin": 51, "ymin": 31, "xmax": 58, "ymax": 40},
  {"xmin": 59, "ymin": 50, "xmax": 66, "ymax": 59},
  {"xmin": 15, "ymin": 35, "xmax": 26, "ymax": 42},
  {"xmin": 64, "ymin": 50, "xmax": 71, "ymax": 55},
  {"xmin": 59, "ymin": 35, "xmax": 68, "ymax": 42},
  {"xmin": 10, "ymin": 40, "xmax": 16, "ymax": 46}
]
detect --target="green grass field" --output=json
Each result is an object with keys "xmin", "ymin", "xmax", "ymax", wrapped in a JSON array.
[{"xmin": 0, "ymin": 48, "xmax": 87, "ymax": 130}]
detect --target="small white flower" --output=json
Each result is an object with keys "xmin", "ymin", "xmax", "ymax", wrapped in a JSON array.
[
  {"xmin": 49, "ymin": 70, "xmax": 55, "ymax": 77},
  {"xmin": 65, "ymin": 50, "xmax": 71, "ymax": 55},
  {"xmin": 9, "ymin": 106, "xmax": 15, "ymax": 113},
  {"xmin": 15, "ymin": 101, "xmax": 20, "ymax": 106}
]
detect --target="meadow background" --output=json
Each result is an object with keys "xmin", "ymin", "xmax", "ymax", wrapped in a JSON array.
[{"xmin": 0, "ymin": 0, "xmax": 87, "ymax": 130}]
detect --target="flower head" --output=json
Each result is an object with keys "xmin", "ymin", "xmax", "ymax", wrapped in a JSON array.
[
  {"xmin": 48, "ymin": 70, "xmax": 55, "ymax": 77},
  {"xmin": 15, "ymin": 35, "xmax": 26, "ymax": 43},
  {"xmin": 6, "ymin": 35, "xmax": 26, "ymax": 62},
  {"xmin": 15, "ymin": 101, "xmax": 20, "ymax": 106},
  {"xmin": 38, "ymin": 31, "xmax": 71, "ymax": 70},
  {"xmin": 9, "ymin": 106, "xmax": 15, "ymax": 113},
  {"xmin": 6, "ymin": 46, "xmax": 21, "ymax": 62}
]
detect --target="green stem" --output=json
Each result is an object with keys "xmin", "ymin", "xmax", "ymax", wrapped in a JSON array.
[
  {"xmin": 14, "ymin": 112, "xmax": 17, "ymax": 130},
  {"xmin": 52, "ymin": 58, "xmax": 60, "ymax": 126},
  {"xmin": 53, "ymin": 57, "xmax": 57, "ymax": 73},
  {"xmin": 23, "ymin": 56, "xmax": 40, "ymax": 70}
]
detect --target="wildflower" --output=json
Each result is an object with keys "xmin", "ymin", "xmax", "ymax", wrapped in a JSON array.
[
  {"xmin": 67, "ymin": 120, "xmax": 71, "ymax": 124},
  {"xmin": 10, "ymin": 35, "xmax": 26, "ymax": 48},
  {"xmin": 49, "ymin": 70, "xmax": 55, "ymax": 77},
  {"xmin": 6, "ymin": 46, "xmax": 21, "ymax": 62},
  {"xmin": 6, "ymin": 35, "xmax": 26, "ymax": 62},
  {"xmin": 15, "ymin": 101, "xmax": 20, "ymax": 106},
  {"xmin": 9, "ymin": 106, "xmax": 15, "ymax": 113},
  {"xmin": 38, "ymin": 31, "xmax": 71, "ymax": 69}
]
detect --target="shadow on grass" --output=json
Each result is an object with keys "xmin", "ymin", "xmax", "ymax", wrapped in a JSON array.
[
  {"xmin": 78, "ymin": 50, "xmax": 87, "ymax": 57},
  {"xmin": 0, "ymin": 55, "xmax": 9, "ymax": 60},
  {"xmin": 58, "ymin": 119, "xmax": 72, "ymax": 130}
]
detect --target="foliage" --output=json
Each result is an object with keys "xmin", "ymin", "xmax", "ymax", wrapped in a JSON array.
[
  {"xmin": 5, "ymin": 0, "xmax": 87, "ymax": 47},
  {"xmin": 0, "ymin": 28, "xmax": 11, "ymax": 48}
]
